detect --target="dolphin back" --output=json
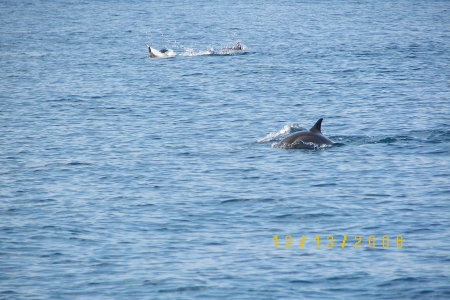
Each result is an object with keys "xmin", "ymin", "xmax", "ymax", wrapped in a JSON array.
[
  {"xmin": 281, "ymin": 131, "xmax": 332, "ymax": 145},
  {"xmin": 279, "ymin": 118, "xmax": 333, "ymax": 148}
]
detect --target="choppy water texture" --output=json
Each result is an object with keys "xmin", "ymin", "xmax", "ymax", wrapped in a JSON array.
[{"xmin": 1, "ymin": 0, "xmax": 450, "ymax": 299}]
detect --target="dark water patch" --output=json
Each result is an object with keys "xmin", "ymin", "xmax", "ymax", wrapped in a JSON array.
[
  {"xmin": 0, "ymin": 208, "xmax": 20, "ymax": 214},
  {"xmin": 372, "ymin": 200, "xmax": 394, "ymax": 205},
  {"xmin": 404, "ymin": 228, "xmax": 432, "ymax": 234},
  {"xmin": 377, "ymin": 276, "xmax": 427, "ymax": 287},
  {"xmin": 275, "ymin": 213, "xmax": 334, "ymax": 220},
  {"xmin": 134, "ymin": 203, "xmax": 155, "ymax": 207},
  {"xmin": 204, "ymin": 241, "xmax": 226, "ymax": 246},
  {"xmin": 29, "ymin": 198, "xmax": 58, "ymax": 204},
  {"xmin": 410, "ymin": 129, "xmax": 450, "ymax": 143},
  {"xmin": 0, "ymin": 290, "xmax": 18, "ymax": 295},
  {"xmin": 330, "ymin": 142, "xmax": 346, "ymax": 147},
  {"xmin": 330, "ymin": 130, "xmax": 450, "ymax": 147},
  {"xmin": 310, "ymin": 183, "xmax": 337, "ymax": 187},
  {"xmin": 46, "ymin": 97, "xmax": 85, "ymax": 103},
  {"xmin": 143, "ymin": 279, "xmax": 161, "ymax": 286},
  {"xmin": 260, "ymin": 197, "xmax": 277, "ymax": 203},
  {"xmin": 425, "ymin": 150, "xmax": 450, "ymax": 155},
  {"xmin": 374, "ymin": 137, "xmax": 397, "ymax": 144},
  {"xmin": 66, "ymin": 161, "xmax": 92, "ymax": 166},
  {"xmin": 41, "ymin": 225, "xmax": 60, "ymax": 230},
  {"xmin": 364, "ymin": 193, "xmax": 391, "ymax": 198},
  {"xmin": 158, "ymin": 285, "xmax": 207, "ymax": 293},
  {"xmin": 221, "ymin": 198, "xmax": 253, "ymax": 205},
  {"xmin": 289, "ymin": 279, "xmax": 314, "ymax": 284},
  {"xmin": 181, "ymin": 72, "xmax": 204, "ymax": 77},
  {"xmin": 362, "ymin": 247, "xmax": 389, "ymax": 252},
  {"xmin": 40, "ymin": 252, "xmax": 64, "ymax": 258},
  {"xmin": 325, "ymin": 272, "xmax": 369, "ymax": 282}
]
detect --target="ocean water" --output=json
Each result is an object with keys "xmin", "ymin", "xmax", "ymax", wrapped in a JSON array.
[{"xmin": 1, "ymin": 0, "xmax": 449, "ymax": 299}]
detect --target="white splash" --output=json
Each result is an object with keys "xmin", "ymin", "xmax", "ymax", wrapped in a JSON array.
[
  {"xmin": 257, "ymin": 123, "xmax": 304, "ymax": 143},
  {"xmin": 179, "ymin": 48, "xmax": 214, "ymax": 57}
]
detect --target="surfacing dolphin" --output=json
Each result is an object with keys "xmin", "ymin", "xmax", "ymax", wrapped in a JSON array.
[
  {"xmin": 225, "ymin": 41, "xmax": 243, "ymax": 50},
  {"xmin": 212, "ymin": 41, "xmax": 246, "ymax": 53},
  {"xmin": 279, "ymin": 118, "xmax": 333, "ymax": 149},
  {"xmin": 147, "ymin": 44, "xmax": 176, "ymax": 58}
]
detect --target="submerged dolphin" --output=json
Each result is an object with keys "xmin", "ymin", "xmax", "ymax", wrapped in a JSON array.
[{"xmin": 280, "ymin": 118, "xmax": 333, "ymax": 148}]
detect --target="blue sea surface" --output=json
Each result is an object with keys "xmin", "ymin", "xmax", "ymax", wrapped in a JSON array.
[{"xmin": 1, "ymin": 0, "xmax": 449, "ymax": 299}]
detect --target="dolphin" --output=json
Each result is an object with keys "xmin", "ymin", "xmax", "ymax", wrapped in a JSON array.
[
  {"xmin": 220, "ymin": 41, "xmax": 244, "ymax": 51},
  {"xmin": 212, "ymin": 41, "xmax": 245, "ymax": 54},
  {"xmin": 227, "ymin": 41, "xmax": 243, "ymax": 50},
  {"xmin": 279, "ymin": 118, "xmax": 333, "ymax": 148},
  {"xmin": 147, "ymin": 44, "xmax": 176, "ymax": 58}
]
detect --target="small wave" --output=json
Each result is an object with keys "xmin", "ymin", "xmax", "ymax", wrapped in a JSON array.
[{"xmin": 377, "ymin": 276, "xmax": 425, "ymax": 287}]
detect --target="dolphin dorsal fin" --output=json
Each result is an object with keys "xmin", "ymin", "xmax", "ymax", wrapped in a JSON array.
[{"xmin": 309, "ymin": 118, "xmax": 323, "ymax": 133}]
